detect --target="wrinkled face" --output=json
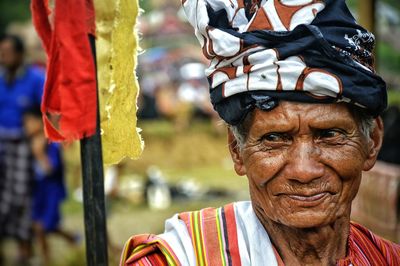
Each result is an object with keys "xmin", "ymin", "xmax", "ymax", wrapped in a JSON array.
[{"xmin": 229, "ymin": 101, "xmax": 382, "ymax": 229}]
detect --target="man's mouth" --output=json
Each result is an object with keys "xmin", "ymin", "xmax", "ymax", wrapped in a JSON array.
[
  {"xmin": 281, "ymin": 192, "xmax": 332, "ymax": 207},
  {"xmin": 287, "ymin": 192, "xmax": 327, "ymax": 202}
]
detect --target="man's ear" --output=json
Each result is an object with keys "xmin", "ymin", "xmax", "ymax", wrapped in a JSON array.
[
  {"xmin": 227, "ymin": 128, "xmax": 247, "ymax": 176},
  {"xmin": 363, "ymin": 116, "xmax": 384, "ymax": 171}
]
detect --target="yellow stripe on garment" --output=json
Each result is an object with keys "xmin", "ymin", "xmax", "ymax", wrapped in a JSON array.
[
  {"xmin": 192, "ymin": 211, "xmax": 207, "ymax": 266},
  {"xmin": 216, "ymin": 208, "xmax": 228, "ymax": 266},
  {"xmin": 146, "ymin": 238, "xmax": 181, "ymax": 266},
  {"xmin": 94, "ymin": 0, "xmax": 143, "ymax": 164}
]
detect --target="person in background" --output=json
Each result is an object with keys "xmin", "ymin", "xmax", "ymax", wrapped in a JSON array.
[
  {"xmin": 0, "ymin": 34, "xmax": 44, "ymax": 264},
  {"xmin": 103, "ymin": 164, "xmax": 124, "ymax": 254},
  {"xmin": 23, "ymin": 106, "xmax": 79, "ymax": 265}
]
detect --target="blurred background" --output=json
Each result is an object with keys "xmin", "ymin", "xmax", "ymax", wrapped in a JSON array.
[{"xmin": 0, "ymin": 0, "xmax": 399, "ymax": 265}]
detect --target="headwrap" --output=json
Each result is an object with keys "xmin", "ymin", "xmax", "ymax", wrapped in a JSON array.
[{"xmin": 181, "ymin": 0, "xmax": 387, "ymax": 125}]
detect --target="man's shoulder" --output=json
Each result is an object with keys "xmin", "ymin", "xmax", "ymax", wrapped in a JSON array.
[
  {"xmin": 351, "ymin": 221, "xmax": 400, "ymax": 247},
  {"xmin": 176, "ymin": 201, "xmax": 253, "ymax": 228},
  {"xmin": 350, "ymin": 222, "xmax": 400, "ymax": 262},
  {"xmin": 178, "ymin": 201, "xmax": 251, "ymax": 216},
  {"xmin": 120, "ymin": 234, "xmax": 173, "ymax": 265},
  {"xmin": 120, "ymin": 202, "xmax": 254, "ymax": 265}
]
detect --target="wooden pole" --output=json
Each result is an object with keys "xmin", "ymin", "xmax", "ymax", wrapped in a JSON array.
[
  {"xmin": 80, "ymin": 35, "xmax": 109, "ymax": 266},
  {"xmin": 358, "ymin": 0, "xmax": 376, "ymax": 33},
  {"xmin": 358, "ymin": 0, "xmax": 378, "ymax": 65}
]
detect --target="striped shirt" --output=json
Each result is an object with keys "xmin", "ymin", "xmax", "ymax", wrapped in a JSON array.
[{"xmin": 120, "ymin": 201, "xmax": 400, "ymax": 265}]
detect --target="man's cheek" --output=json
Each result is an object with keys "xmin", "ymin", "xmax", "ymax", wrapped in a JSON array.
[
  {"xmin": 247, "ymin": 159, "xmax": 281, "ymax": 185},
  {"xmin": 321, "ymin": 151, "xmax": 364, "ymax": 178}
]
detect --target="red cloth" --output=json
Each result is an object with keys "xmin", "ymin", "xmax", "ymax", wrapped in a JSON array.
[
  {"xmin": 337, "ymin": 222, "xmax": 400, "ymax": 266},
  {"xmin": 31, "ymin": 0, "xmax": 97, "ymax": 141}
]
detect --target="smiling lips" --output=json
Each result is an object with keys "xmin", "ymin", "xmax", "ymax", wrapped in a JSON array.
[
  {"xmin": 288, "ymin": 192, "xmax": 327, "ymax": 202},
  {"xmin": 283, "ymin": 192, "xmax": 331, "ymax": 207}
]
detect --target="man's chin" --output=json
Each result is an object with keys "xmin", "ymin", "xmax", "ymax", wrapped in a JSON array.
[{"xmin": 276, "ymin": 212, "xmax": 338, "ymax": 229}]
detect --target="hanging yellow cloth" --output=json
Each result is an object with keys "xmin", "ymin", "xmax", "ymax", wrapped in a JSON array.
[{"xmin": 94, "ymin": 0, "xmax": 143, "ymax": 164}]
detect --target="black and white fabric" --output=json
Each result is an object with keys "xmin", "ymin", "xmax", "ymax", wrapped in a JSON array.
[
  {"xmin": 181, "ymin": 0, "xmax": 387, "ymax": 125},
  {"xmin": 0, "ymin": 138, "xmax": 33, "ymax": 241}
]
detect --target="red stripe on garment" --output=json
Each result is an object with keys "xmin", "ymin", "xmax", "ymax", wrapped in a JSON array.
[
  {"xmin": 223, "ymin": 204, "xmax": 241, "ymax": 265},
  {"xmin": 201, "ymin": 208, "xmax": 225, "ymax": 266},
  {"xmin": 337, "ymin": 222, "xmax": 400, "ymax": 265},
  {"xmin": 121, "ymin": 234, "xmax": 176, "ymax": 266},
  {"xmin": 272, "ymin": 246, "xmax": 285, "ymax": 266},
  {"xmin": 179, "ymin": 212, "xmax": 193, "ymax": 239},
  {"xmin": 146, "ymin": 253, "xmax": 168, "ymax": 266},
  {"xmin": 179, "ymin": 211, "xmax": 199, "ymax": 263}
]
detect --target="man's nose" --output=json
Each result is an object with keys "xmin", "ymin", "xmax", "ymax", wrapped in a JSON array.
[{"xmin": 285, "ymin": 140, "xmax": 324, "ymax": 184}]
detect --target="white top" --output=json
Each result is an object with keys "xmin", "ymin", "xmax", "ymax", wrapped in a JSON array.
[{"xmin": 159, "ymin": 201, "xmax": 279, "ymax": 266}]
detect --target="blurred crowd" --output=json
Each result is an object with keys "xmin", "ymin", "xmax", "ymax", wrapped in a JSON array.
[
  {"xmin": 135, "ymin": 3, "xmax": 220, "ymax": 131},
  {"xmin": 137, "ymin": 48, "xmax": 220, "ymax": 131}
]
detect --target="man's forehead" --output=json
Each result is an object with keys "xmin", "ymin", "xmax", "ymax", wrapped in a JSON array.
[{"xmin": 249, "ymin": 102, "xmax": 357, "ymax": 129}]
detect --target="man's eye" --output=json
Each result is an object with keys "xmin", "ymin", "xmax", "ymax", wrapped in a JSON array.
[
  {"xmin": 261, "ymin": 133, "xmax": 289, "ymax": 142},
  {"xmin": 317, "ymin": 129, "xmax": 344, "ymax": 139}
]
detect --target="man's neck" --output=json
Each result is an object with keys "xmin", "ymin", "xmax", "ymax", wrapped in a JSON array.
[{"xmin": 255, "ymin": 208, "xmax": 350, "ymax": 266}]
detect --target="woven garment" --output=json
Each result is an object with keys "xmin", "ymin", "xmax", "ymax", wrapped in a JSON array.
[
  {"xmin": 0, "ymin": 138, "xmax": 33, "ymax": 241},
  {"xmin": 120, "ymin": 202, "xmax": 400, "ymax": 265},
  {"xmin": 120, "ymin": 202, "xmax": 280, "ymax": 265},
  {"xmin": 338, "ymin": 222, "xmax": 400, "ymax": 265},
  {"xmin": 181, "ymin": 0, "xmax": 387, "ymax": 125}
]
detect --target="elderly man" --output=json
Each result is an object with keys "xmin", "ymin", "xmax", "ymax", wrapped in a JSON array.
[{"xmin": 121, "ymin": 0, "xmax": 400, "ymax": 265}]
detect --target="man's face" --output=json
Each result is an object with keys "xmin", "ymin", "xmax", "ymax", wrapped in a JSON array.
[
  {"xmin": 0, "ymin": 39, "xmax": 23, "ymax": 69},
  {"xmin": 230, "ymin": 101, "xmax": 381, "ymax": 228}
]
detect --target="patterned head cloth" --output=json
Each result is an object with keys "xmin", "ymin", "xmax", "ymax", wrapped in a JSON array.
[{"xmin": 181, "ymin": 0, "xmax": 387, "ymax": 125}]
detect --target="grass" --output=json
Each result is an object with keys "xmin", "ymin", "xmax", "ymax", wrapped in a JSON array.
[
  {"xmin": 388, "ymin": 89, "xmax": 400, "ymax": 106},
  {"xmin": 378, "ymin": 42, "xmax": 400, "ymax": 77}
]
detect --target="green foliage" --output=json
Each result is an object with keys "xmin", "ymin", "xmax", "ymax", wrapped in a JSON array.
[
  {"xmin": 388, "ymin": 90, "xmax": 400, "ymax": 106},
  {"xmin": 139, "ymin": 0, "xmax": 153, "ymax": 12},
  {"xmin": 0, "ymin": 0, "xmax": 31, "ymax": 35},
  {"xmin": 378, "ymin": 42, "xmax": 400, "ymax": 73},
  {"xmin": 346, "ymin": 0, "xmax": 357, "ymax": 9},
  {"xmin": 384, "ymin": 0, "xmax": 400, "ymax": 10},
  {"xmin": 346, "ymin": 0, "xmax": 400, "ymax": 11}
]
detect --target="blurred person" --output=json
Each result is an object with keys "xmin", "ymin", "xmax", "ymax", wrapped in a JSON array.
[
  {"xmin": 143, "ymin": 166, "xmax": 171, "ymax": 210},
  {"xmin": 178, "ymin": 62, "xmax": 222, "ymax": 132},
  {"xmin": 0, "ymin": 34, "xmax": 44, "ymax": 264},
  {"xmin": 103, "ymin": 164, "xmax": 125, "ymax": 254},
  {"xmin": 155, "ymin": 79, "xmax": 193, "ymax": 130},
  {"xmin": 178, "ymin": 62, "xmax": 214, "ymax": 119},
  {"xmin": 23, "ymin": 106, "xmax": 79, "ymax": 265}
]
